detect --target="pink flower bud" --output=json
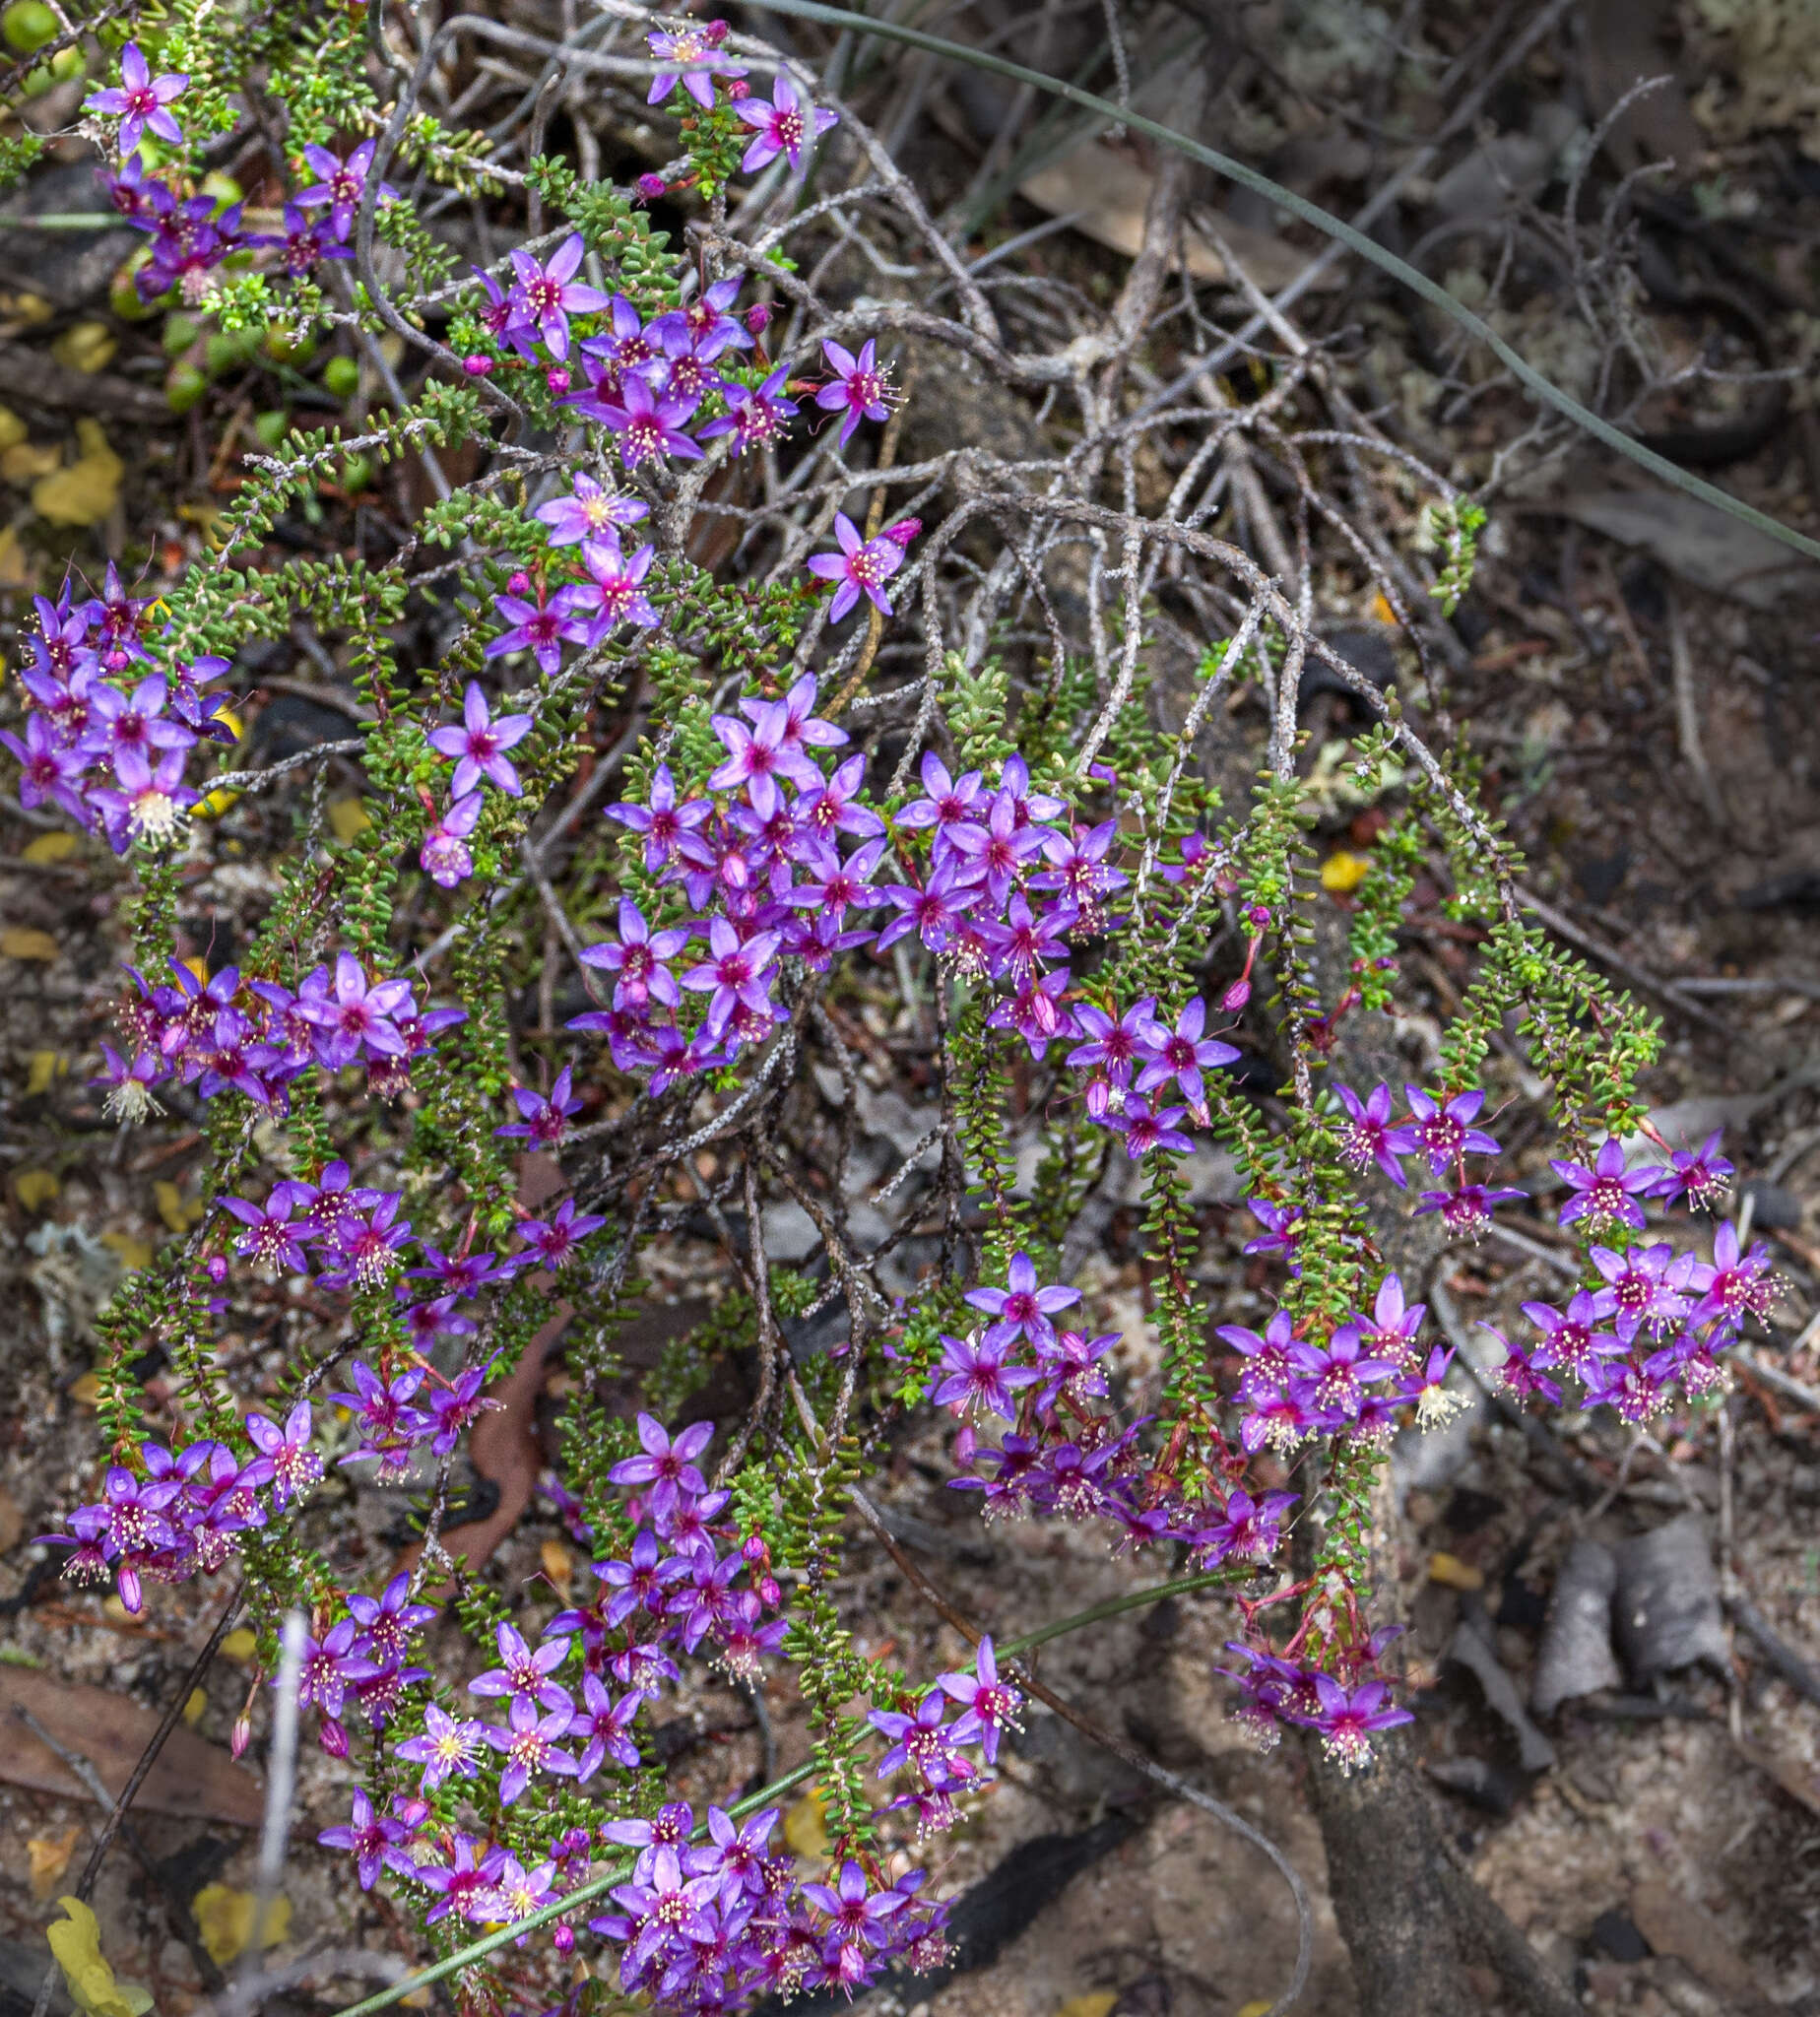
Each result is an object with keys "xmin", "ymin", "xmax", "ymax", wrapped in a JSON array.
[
  {"xmin": 462, "ymin": 354, "xmax": 493, "ymax": 376},
  {"xmin": 317, "ymin": 1715, "xmax": 349, "ymax": 1759},
  {"xmin": 953, "ymin": 1424, "xmax": 977, "ymax": 1464},
  {"xmin": 1221, "ymin": 978, "xmax": 1251, "ymax": 1012},
  {"xmin": 1084, "ymin": 1076, "xmax": 1111, "ymax": 1121},
  {"xmin": 1244, "ymin": 903, "xmax": 1271, "ymax": 929},
  {"xmin": 508, "ymin": 571, "xmax": 532, "ymax": 596},
  {"xmin": 636, "ymin": 172, "xmax": 667, "ymax": 201},
  {"xmin": 745, "ymin": 301, "xmax": 771, "ymax": 335},
  {"xmin": 703, "ymin": 17, "xmax": 729, "ymax": 42},
  {"xmin": 883, "ymin": 516, "xmax": 921, "ymax": 549},
  {"xmin": 205, "ymin": 1254, "xmax": 228, "ymax": 1285},
  {"xmin": 552, "ymin": 1924, "xmax": 575, "ymax": 1957},
  {"xmin": 726, "ymin": 77, "xmax": 749, "ymax": 99},
  {"xmin": 230, "ymin": 1713, "xmax": 251, "ymax": 1759},
  {"xmin": 758, "ymin": 1575, "xmax": 781, "ymax": 1608},
  {"xmin": 546, "ymin": 366, "xmax": 570, "ymax": 395},
  {"xmin": 742, "ymin": 1531, "xmax": 767, "ymax": 1563}
]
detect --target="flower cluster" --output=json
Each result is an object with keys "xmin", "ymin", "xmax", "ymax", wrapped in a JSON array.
[
  {"xmin": 300, "ymin": 1410, "xmax": 975, "ymax": 2013},
  {"xmin": 97, "ymin": 949, "xmax": 459, "ymax": 1122},
  {"xmin": 3, "ymin": 575, "xmax": 233, "ymax": 854},
  {"xmin": 88, "ymin": 43, "xmax": 392, "ymax": 304}
]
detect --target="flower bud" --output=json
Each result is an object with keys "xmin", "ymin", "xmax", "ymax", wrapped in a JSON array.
[
  {"xmin": 508, "ymin": 571, "xmax": 532, "ymax": 596},
  {"xmin": 1084, "ymin": 1076, "xmax": 1111, "ymax": 1121},
  {"xmin": 953, "ymin": 1424, "xmax": 977, "ymax": 1464},
  {"xmin": 462, "ymin": 354, "xmax": 493, "ymax": 376},
  {"xmin": 636, "ymin": 172, "xmax": 667, "ymax": 201},
  {"xmin": 546, "ymin": 365, "xmax": 570, "ymax": 395},
  {"xmin": 205, "ymin": 1254, "xmax": 228, "ymax": 1285},
  {"xmin": 745, "ymin": 301, "xmax": 771, "ymax": 335},
  {"xmin": 703, "ymin": 17, "xmax": 730, "ymax": 42},
  {"xmin": 230, "ymin": 1712, "xmax": 251, "ymax": 1759},
  {"xmin": 552, "ymin": 1924, "xmax": 575, "ymax": 1957},
  {"xmin": 393, "ymin": 1793, "xmax": 430, "ymax": 1826},
  {"xmin": 726, "ymin": 77, "xmax": 749, "ymax": 99},
  {"xmin": 758, "ymin": 1575, "xmax": 781, "ymax": 1608},
  {"xmin": 1244, "ymin": 903, "xmax": 1271, "ymax": 929},
  {"xmin": 742, "ymin": 1531, "xmax": 767, "ymax": 1563},
  {"xmin": 1221, "ymin": 978, "xmax": 1251, "ymax": 1012},
  {"xmin": 883, "ymin": 516, "xmax": 922, "ymax": 549},
  {"xmin": 318, "ymin": 1715, "xmax": 349, "ymax": 1759}
]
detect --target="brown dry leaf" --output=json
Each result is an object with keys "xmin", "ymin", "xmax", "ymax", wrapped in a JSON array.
[
  {"xmin": 1427, "ymin": 1551, "xmax": 1485, "ymax": 1592},
  {"xmin": 540, "ymin": 1538, "xmax": 575, "ymax": 1597},
  {"xmin": 1736, "ymin": 1734, "xmax": 1820, "ymax": 1816},
  {"xmin": 70, "ymin": 1370, "xmax": 101, "ymax": 1406},
  {"xmin": 1, "ymin": 440, "xmax": 60, "ymax": 484},
  {"xmin": 0, "ymin": 403, "xmax": 25, "ymax": 450},
  {"xmin": 27, "ymin": 1050, "xmax": 68, "ymax": 1095},
  {"xmin": 0, "ymin": 523, "xmax": 32, "ymax": 592},
  {"xmin": 1016, "ymin": 142, "xmax": 1342, "ymax": 293},
  {"xmin": 191, "ymin": 1884, "xmax": 291, "ymax": 1966},
  {"xmin": 98, "ymin": 1231, "xmax": 153, "ymax": 1270},
  {"xmin": 0, "ymin": 1485, "xmax": 24, "ymax": 1552},
  {"xmin": 783, "ymin": 1788, "xmax": 830, "ymax": 1861},
  {"xmin": 32, "ymin": 419, "xmax": 123, "ymax": 528},
  {"xmin": 28, "ymin": 1825, "xmax": 81, "ymax": 1900},
  {"xmin": 2, "ymin": 926, "xmax": 59, "ymax": 961},
  {"xmin": 1629, "ymin": 1879, "xmax": 1764, "ymax": 2001},
  {"xmin": 327, "ymin": 797, "xmax": 371, "ymax": 841},
  {"xmin": 23, "ymin": 829, "xmax": 76, "ymax": 864},
  {"xmin": 0, "ymin": 1667, "xmax": 265, "ymax": 1825},
  {"xmin": 220, "ymin": 1627, "xmax": 258, "ymax": 1662},
  {"xmin": 50, "ymin": 323, "xmax": 117, "ymax": 374},
  {"xmin": 14, "ymin": 1169, "xmax": 59, "ymax": 1210},
  {"xmin": 154, "ymin": 1180, "xmax": 203, "ymax": 1234},
  {"xmin": 1056, "ymin": 1997, "xmax": 1118, "ymax": 2017}
]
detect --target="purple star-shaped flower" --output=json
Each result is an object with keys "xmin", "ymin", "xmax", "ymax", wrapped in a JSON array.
[
  {"xmin": 814, "ymin": 339, "xmax": 893, "ymax": 449},
  {"xmin": 735, "ymin": 72, "xmax": 838, "ymax": 173},
  {"xmin": 930, "ymin": 1331, "xmax": 1040, "ymax": 1420},
  {"xmin": 317, "ymin": 1785, "xmax": 414, "ymax": 1891},
  {"xmin": 573, "ymin": 371, "xmax": 703, "ymax": 468},
  {"xmin": 645, "ymin": 24, "xmax": 748, "ymax": 108},
  {"xmin": 1551, "ymin": 1136, "xmax": 1659, "ymax": 1231},
  {"xmin": 681, "ymin": 917, "xmax": 781, "ymax": 1036},
  {"xmin": 295, "ymin": 140, "xmax": 396, "ymax": 242},
  {"xmin": 575, "ymin": 533, "xmax": 660, "ymax": 633},
  {"xmin": 85, "ymin": 42, "xmax": 188, "ymax": 154},
  {"xmin": 427, "ymin": 681, "xmax": 535, "ymax": 795},
  {"xmin": 963, "ymin": 1249, "xmax": 1079, "ymax": 1349},
  {"xmin": 1134, "ymin": 996, "xmax": 1238, "ymax": 1122},
  {"xmin": 1333, "ymin": 1081, "xmax": 1418, "ymax": 1187},
  {"xmin": 806, "ymin": 509, "xmax": 903, "ymax": 621},
  {"xmin": 607, "ymin": 1413, "xmax": 714, "ymax": 1516},
  {"xmin": 507, "ymin": 233, "xmax": 610, "ymax": 361},
  {"xmin": 483, "ymin": 586, "xmax": 593, "ymax": 680},
  {"xmin": 534, "ymin": 471, "xmax": 648, "ymax": 546}
]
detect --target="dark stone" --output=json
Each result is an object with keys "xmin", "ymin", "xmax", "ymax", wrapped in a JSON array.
[
  {"xmin": 1740, "ymin": 1179, "xmax": 1803, "ymax": 1230},
  {"xmin": 1736, "ymin": 870, "xmax": 1820, "ymax": 910},
  {"xmin": 1299, "ymin": 622, "xmax": 1399, "ymax": 704},
  {"xmin": 1589, "ymin": 1909, "xmax": 1650, "ymax": 1964},
  {"xmin": 1532, "ymin": 1536, "xmax": 1622, "ymax": 1715},
  {"xmin": 1610, "ymin": 1513, "xmax": 1729, "ymax": 1684},
  {"xmin": 1573, "ymin": 846, "xmax": 1630, "ymax": 906},
  {"xmin": 1442, "ymin": 1485, "xmax": 1501, "ymax": 1534},
  {"xmin": 1426, "ymin": 1754, "xmax": 1525, "ymax": 1815}
]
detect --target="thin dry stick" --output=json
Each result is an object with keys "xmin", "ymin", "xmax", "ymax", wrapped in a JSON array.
[
  {"xmin": 241, "ymin": 1612, "xmax": 307, "ymax": 1994},
  {"xmin": 30, "ymin": 1586, "xmax": 245, "ymax": 2017},
  {"xmin": 849, "ymin": 1489, "xmax": 1314, "ymax": 2017},
  {"xmin": 1667, "ymin": 591, "xmax": 1728, "ymax": 835}
]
